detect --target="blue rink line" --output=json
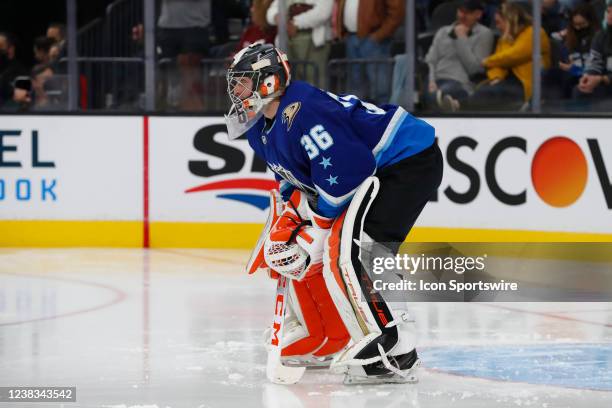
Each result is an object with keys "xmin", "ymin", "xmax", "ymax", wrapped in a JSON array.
[{"xmin": 420, "ymin": 343, "xmax": 612, "ymax": 391}]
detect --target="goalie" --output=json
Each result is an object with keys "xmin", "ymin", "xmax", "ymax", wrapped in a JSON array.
[{"xmin": 224, "ymin": 43, "xmax": 443, "ymax": 384}]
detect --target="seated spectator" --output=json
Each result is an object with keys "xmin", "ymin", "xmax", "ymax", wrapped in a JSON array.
[
  {"xmin": 552, "ymin": 3, "xmax": 600, "ymax": 97},
  {"xmin": 47, "ymin": 23, "xmax": 67, "ymax": 63},
  {"xmin": 7, "ymin": 64, "xmax": 56, "ymax": 111},
  {"xmin": 424, "ymin": 0, "xmax": 494, "ymax": 111},
  {"xmin": 267, "ymin": 0, "xmax": 333, "ymax": 88},
  {"xmin": 30, "ymin": 64, "xmax": 55, "ymax": 110},
  {"xmin": 131, "ymin": 23, "xmax": 145, "ymax": 56},
  {"xmin": 470, "ymin": 2, "xmax": 551, "ymax": 109},
  {"xmin": 0, "ymin": 32, "xmax": 27, "ymax": 108},
  {"xmin": 34, "ymin": 36, "xmax": 55, "ymax": 65},
  {"xmin": 236, "ymin": 0, "xmax": 276, "ymax": 52},
  {"xmin": 47, "ymin": 23, "xmax": 66, "ymax": 49},
  {"xmin": 47, "ymin": 23, "xmax": 65, "ymax": 43},
  {"xmin": 335, "ymin": 0, "xmax": 404, "ymax": 102},
  {"xmin": 573, "ymin": 1, "xmax": 612, "ymax": 106}
]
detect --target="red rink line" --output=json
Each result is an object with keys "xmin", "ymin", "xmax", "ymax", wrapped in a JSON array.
[
  {"xmin": 153, "ymin": 248, "xmax": 246, "ymax": 266},
  {"xmin": 480, "ymin": 303, "xmax": 612, "ymax": 328},
  {"xmin": 143, "ymin": 116, "xmax": 150, "ymax": 248},
  {"xmin": 538, "ymin": 308, "xmax": 612, "ymax": 314},
  {"xmin": 0, "ymin": 271, "xmax": 127, "ymax": 327}
]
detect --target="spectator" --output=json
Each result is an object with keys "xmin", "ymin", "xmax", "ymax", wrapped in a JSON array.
[
  {"xmin": 0, "ymin": 32, "xmax": 27, "ymax": 108},
  {"xmin": 424, "ymin": 0, "xmax": 494, "ymax": 111},
  {"xmin": 116, "ymin": 23, "xmax": 145, "ymax": 108},
  {"xmin": 130, "ymin": 23, "xmax": 145, "ymax": 58},
  {"xmin": 236, "ymin": 0, "xmax": 276, "ymax": 52},
  {"xmin": 47, "ymin": 23, "xmax": 66, "ymax": 48},
  {"xmin": 30, "ymin": 64, "xmax": 55, "ymax": 110},
  {"xmin": 157, "ymin": 0, "xmax": 212, "ymax": 110},
  {"xmin": 267, "ymin": 0, "xmax": 333, "ymax": 88},
  {"xmin": 33, "ymin": 36, "xmax": 55, "ymax": 65},
  {"xmin": 335, "ymin": 0, "xmax": 405, "ymax": 103},
  {"xmin": 47, "ymin": 22, "xmax": 67, "ymax": 64},
  {"xmin": 7, "ymin": 64, "xmax": 57, "ymax": 111},
  {"xmin": 573, "ymin": 1, "xmax": 612, "ymax": 106},
  {"xmin": 471, "ymin": 2, "xmax": 551, "ymax": 109},
  {"xmin": 552, "ymin": 3, "xmax": 600, "ymax": 97}
]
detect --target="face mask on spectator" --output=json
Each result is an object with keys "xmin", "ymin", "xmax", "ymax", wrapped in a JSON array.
[{"xmin": 574, "ymin": 28, "xmax": 589, "ymax": 38}]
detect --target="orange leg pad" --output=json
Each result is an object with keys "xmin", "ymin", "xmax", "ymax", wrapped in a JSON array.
[{"xmin": 281, "ymin": 267, "xmax": 350, "ymax": 357}]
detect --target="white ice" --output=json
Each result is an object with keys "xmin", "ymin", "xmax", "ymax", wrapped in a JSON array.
[{"xmin": 0, "ymin": 248, "xmax": 611, "ymax": 408}]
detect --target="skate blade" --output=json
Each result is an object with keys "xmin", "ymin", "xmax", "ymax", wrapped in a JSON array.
[
  {"xmin": 282, "ymin": 358, "xmax": 333, "ymax": 369},
  {"xmin": 343, "ymin": 374, "xmax": 419, "ymax": 385}
]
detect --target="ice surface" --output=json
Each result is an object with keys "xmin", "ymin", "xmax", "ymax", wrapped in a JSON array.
[{"xmin": 0, "ymin": 248, "xmax": 611, "ymax": 408}]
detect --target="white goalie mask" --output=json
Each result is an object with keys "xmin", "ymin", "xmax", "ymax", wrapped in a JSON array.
[{"xmin": 224, "ymin": 43, "xmax": 291, "ymax": 140}]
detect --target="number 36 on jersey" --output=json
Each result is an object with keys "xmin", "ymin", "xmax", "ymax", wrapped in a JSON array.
[{"xmin": 300, "ymin": 125, "xmax": 333, "ymax": 160}]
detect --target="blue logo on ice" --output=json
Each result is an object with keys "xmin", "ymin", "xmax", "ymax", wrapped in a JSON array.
[{"xmin": 420, "ymin": 343, "xmax": 612, "ymax": 391}]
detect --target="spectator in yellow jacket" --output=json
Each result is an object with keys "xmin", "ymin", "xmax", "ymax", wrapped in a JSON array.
[{"xmin": 470, "ymin": 3, "xmax": 551, "ymax": 109}]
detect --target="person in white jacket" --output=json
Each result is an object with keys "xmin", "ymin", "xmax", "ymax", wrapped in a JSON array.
[{"xmin": 267, "ymin": 0, "xmax": 333, "ymax": 87}]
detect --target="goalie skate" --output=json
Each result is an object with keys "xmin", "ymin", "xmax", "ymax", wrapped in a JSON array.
[
  {"xmin": 341, "ymin": 349, "xmax": 420, "ymax": 385},
  {"xmin": 330, "ymin": 308, "xmax": 420, "ymax": 385}
]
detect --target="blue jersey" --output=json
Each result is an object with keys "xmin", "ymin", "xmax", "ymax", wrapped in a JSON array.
[{"xmin": 246, "ymin": 81, "xmax": 435, "ymax": 218}]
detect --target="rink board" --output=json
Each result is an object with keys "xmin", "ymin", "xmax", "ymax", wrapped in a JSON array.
[{"xmin": 0, "ymin": 115, "xmax": 611, "ymax": 246}]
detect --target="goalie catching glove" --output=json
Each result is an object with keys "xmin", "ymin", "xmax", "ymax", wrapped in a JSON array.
[{"xmin": 248, "ymin": 189, "xmax": 331, "ymax": 281}]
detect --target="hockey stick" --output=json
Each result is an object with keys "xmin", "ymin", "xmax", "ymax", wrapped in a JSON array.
[{"xmin": 266, "ymin": 274, "xmax": 306, "ymax": 384}]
